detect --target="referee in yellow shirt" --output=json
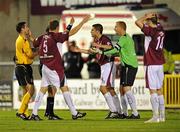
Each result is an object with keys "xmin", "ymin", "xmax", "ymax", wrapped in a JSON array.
[{"xmin": 15, "ymin": 22, "xmax": 37, "ymax": 120}]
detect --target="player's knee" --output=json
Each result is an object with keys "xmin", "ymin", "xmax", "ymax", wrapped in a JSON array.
[
  {"xmin": 40, "ymin": 87, "xmax": 48, "ymax": 94},
  {"xmin": 61, "ymin": 86, "xmax": 69, "ymax": 92},
  {"xmin": 157, "ymin": 89, "xmax": 163, "ymax": 95},
  {"xmin": 27, "ymin": 84, "xmax": 35, "ymax": 96},
  {"xmin": 100, "ymin": 86, "xmax": 109, "ymax": 94},
  {"xmin": 119, "ymin": 88, "xmax": 124, "ymax": 95},
  {"xmin": 149, "ymin": 89, "xmax": 157, "ymax": 94},
  {"xmin": 51, "ymin": 87, "xmax": 57, "ymax": 96},
  {"xmin": 123, "ymin": 86, "xmax": 131, "ymax": 93}
]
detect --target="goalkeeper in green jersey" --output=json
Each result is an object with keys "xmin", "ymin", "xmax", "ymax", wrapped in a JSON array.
[{"xmin": 93, "ymin": 21, "xmax": 140, "ymax": 119}]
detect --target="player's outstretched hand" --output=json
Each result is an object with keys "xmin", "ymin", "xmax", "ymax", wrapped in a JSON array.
[
  {"xmin": 91, "ymin": 42, "xmax": 100, "ymax": 48},
  {"xmin": 89, "ymin": 47, "xmax": 103, "ymax": 54},
  {"xmin": 70, "ymin": 16, "xmax": 75, "ymax": 25}
]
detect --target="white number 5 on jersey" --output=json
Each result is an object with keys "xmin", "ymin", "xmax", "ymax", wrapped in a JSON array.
[{"xmin": 43, "ymin": 39, "xmax": 48, "ymax": 53}]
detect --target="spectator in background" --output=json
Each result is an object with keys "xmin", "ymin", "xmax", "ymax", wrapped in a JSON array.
[
  {"xmin": 163, "ymin": 48, "xmax": 175, "ymax": 74},
  {"xmin": 87, "ymin": 53, "xmax": 101, "ymax": 78},
  {"xmin": 63, "ymin": 41, "xmax": 84, "ymax": 78}
]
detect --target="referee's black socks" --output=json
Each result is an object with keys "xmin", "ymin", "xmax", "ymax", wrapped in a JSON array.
[{"xmin": 45, "ymin": 97, "xmax": 55, "ymax": 116}]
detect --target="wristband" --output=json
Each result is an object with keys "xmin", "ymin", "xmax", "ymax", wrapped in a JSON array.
[{"xmin": 66, "ymin": 24, "xmax": 73, "ymax": 31}]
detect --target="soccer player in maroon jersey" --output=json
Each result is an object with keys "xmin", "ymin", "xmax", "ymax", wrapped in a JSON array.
[
  {"xmin": 80, "ymin": 24, "xmax": 122, "ymax": 119},
  {"xmin": 135, "ymin": 13, "xmax": 165, "ymax": 123},
  {"xmin": 30, "ymin": 15, "xmax": 91, "ymax": 120}
]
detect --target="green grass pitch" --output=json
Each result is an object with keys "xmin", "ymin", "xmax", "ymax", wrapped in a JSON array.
[{"xmin": 0, "ymin": 109, "xmax": 180, "ymax": 132}]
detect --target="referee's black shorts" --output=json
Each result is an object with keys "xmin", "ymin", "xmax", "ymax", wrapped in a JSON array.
[
  {"xmin": 15, "ymin": 64, "xmax": 34, "ymax": 86},
  {"xmin": 38, "ymin": 62, "xmax": 43, "ymax": 77},
  {"xmin": 120, "ymin": 63, "xmax": 137, "ymax": 87}
]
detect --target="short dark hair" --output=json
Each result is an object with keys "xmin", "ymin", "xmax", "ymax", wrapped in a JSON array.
[
  {"xmin": 146, "ymin": 14, "xmax": 158, "ymax": 25},
  {"xmin": 116, "ymin": 21, "xmax": 126, "ymax": 31},
  {"xmin": 46, "ymin": 25, "xmax": 49, "ymax": 33},
  {"xmin": 150, "ymin": 14, "xmax": 158, "ymax": 25},
  {"xmin": 92, "ymin": 24, "xmax": 103, "ymax": 34},
  {"xmin": 49, "ymin": 20, "xmax": 59, "ymax": 30},
  {"xmin": 69, "ymin": 41, "xmax": 76, "ymax": 47},
  {"xmin": 16, "ymin": 22, "xmax": 26, "ymax": 33}
]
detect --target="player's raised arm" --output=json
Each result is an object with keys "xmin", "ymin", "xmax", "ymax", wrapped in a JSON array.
[
  {"xmin": 135, "ymin": 12, "xmax": 155, "ymax": 29},
  {"xmin": 69, "ymin": 15, "xmax": 91, "ymax": 36},
  {"xmin": 67, "ymin": 41, "xmax": 91, "ymax": 54},
  {"xmin": 92, "ymin": 42, "xmax": 112, "ymax": 50},
  {"xmin": 65, "ymin": 17, "xmax": 75, "ymax": 32}
]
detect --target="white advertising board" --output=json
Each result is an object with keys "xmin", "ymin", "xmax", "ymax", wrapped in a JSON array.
[{"xmin": 13, "ymin": 79, "xmax": 151, "ymax": 110}]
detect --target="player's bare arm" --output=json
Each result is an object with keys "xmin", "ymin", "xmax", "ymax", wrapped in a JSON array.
[
  {"xmin": 68, "ymin": 44, "xmax": 90, "ymax": 54},
  {"xmin": 65, "ymin": 17, "xmax": 75, "ymax": 32},
  {"xmin": 69, "ymin": 45, "xmax": 81, "ymax": 53},
  {"xmin": 135, "ymin": 12, "xmax": 155, "ymax": 29},
  {"xmin": 79, "ymin": 48, "xmax": 90, "ymax": 54},
  {"xmin": 92, "ymin": 42, "xmax": 112, "ymax": 49},
  {"xmin": 69, "ymin": 15, "xmax": 91, "ymax": 36},
  {"xmin": 74, "ymin": 47, "xmax": 91, "ymax": 54}
]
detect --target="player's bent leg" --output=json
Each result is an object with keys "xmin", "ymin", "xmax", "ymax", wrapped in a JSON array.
[
  {"xmin": 24, "ymin": 106, "xmax": 30, "ymax": 118},
  {"xmin": 24, "ymin": 85, "xmax": 35, "ymax": 118},
  {"xmin": 100, "ymin": 86, "xmax": 119, "ymax": 119},
  {"xmin": 30, "ymin": 87, "xmax": 48, "ymax": 121},
  {"xmin": 119, "ymin": 87, "xmax": 129, "ymax": 118},
  {"xmin": 44, "ymin": 85, "xmax": 53, "ymax": 117},
  {"xmin": 124, "ymin": 86, "xmax": 140, "ymax": 119},
  {"xmin": 100, "ymin": 86, "xmax": 117, "ymax": 112},
  {"xmin": 108, "ymin": 87, "xmax": 123, "ymax": 118},
  {"xmin": 17, "ymin": 84, "xmax": 34, "ymax": 120},
  {"xmin": 46, "ymin": 86, "xmax": 63, "ymax": 120},
  {"xmin": 19, "ymin": 86, "xmax": 30, "ymax": 118},
  {"xmin": 61, "ymin": 86, "xmax": 86, "ymax": 120},
  {"xmin": 45, "ymin": 85, "xmax": 56, "ymax": 117}
]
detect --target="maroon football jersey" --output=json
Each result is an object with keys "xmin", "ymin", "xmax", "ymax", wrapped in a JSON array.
[
  {"xmin": 34, "ymin": 32, "xmax": 69, "ymax": 79},
  {"xmin": 142, "ymin": 23, "xmax": 165, "ymax": 65},
  {"xmin": 94, "ymin": 35, "xmax": 114, "ymax": 65}
]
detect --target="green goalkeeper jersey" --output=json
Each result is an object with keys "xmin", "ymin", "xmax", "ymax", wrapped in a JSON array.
[{"xmin": 104, "ymin": 33, "xmax": 138, "ymax": 68}]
